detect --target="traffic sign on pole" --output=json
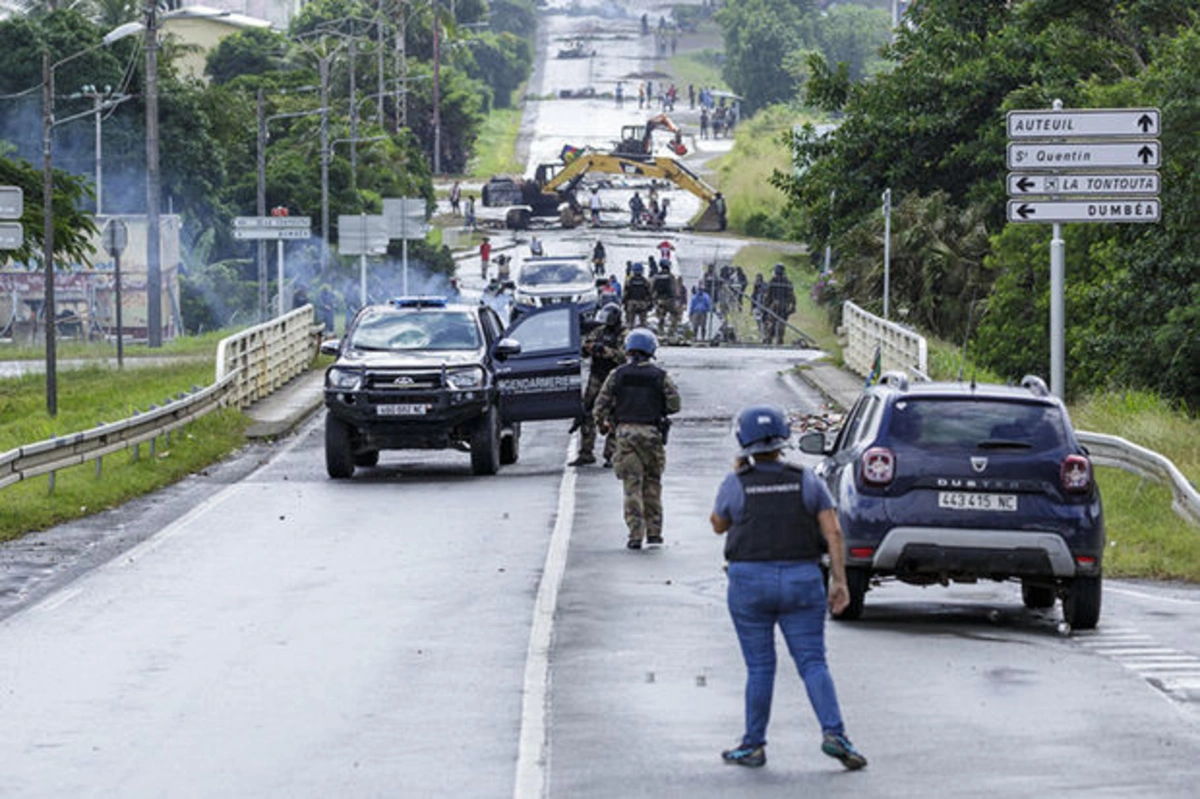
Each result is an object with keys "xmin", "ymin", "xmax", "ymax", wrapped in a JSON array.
[
  {"xmin": 1007, "ymin": 199, "xmax": 1160, "ymax": 224},
  {"xmin": 1006, "ymin": 141, "xmax": 1160, "ymax": 170},
  {"xmin": 1006, "ymin": 172, "xmax": 1160, "ymax": 197},
  {"xmin": 0, "ymin": 222, "xmax": 23, "ymax": 250},
  {"xmin": 234, "ymin": 215, "xmax": 312, "ymax": 229},
  {"xmin": 1007, "ymin": 108, "xmax": 1160, "ymax": 139},
  {"xmin": 0, "ymin": 185, "xmax": 22, "ymax": 218},
  {"xmin": 233, "ymin": 228, "xmax": 312, "ymax": 240}
]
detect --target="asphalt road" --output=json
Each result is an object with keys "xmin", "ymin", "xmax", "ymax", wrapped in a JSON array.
[{"xmin": 1, "ymin": 2, "xmax": 1199, "ymax": 798}]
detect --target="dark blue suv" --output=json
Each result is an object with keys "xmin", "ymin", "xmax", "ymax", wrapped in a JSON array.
[{"xmin": 799, "ymin": 372, "xmax": 1105, "ymax": 629}]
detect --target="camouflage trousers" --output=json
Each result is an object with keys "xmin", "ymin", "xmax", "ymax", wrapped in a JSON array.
[
  {"xmin": 579, "ymin": 372, "xmax": 616, "ymax": 459},
  {"xmin": 654, "ymin": 299, "xmax": 680, "ymax": 336},
  {"xmin": 612, "ymin": 423, "xmax": 666, "ymax": 542},
  {"xmin": 625, "ymin": 300, "xmax": 652, "ymax": 329}
]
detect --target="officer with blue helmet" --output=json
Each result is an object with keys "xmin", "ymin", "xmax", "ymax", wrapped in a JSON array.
[
  {"xmin": 710, "ymin": 404, "xmax": 868, "ymax": 771},
  {"xmin": 593, "ymin": 328, "xmax": 681, "ymax": 549}
]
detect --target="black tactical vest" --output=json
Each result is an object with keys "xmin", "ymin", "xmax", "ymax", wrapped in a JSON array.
[
  {"xmin": 725, "ymin": 464, "xmax": 824, "ymax": 562},
  {"xmin": 653, "ymin": 274, "xmax": 674, "ymax": 299},
  {"xmin": 611, "ymin": 363, "xmax": 666, "ymax": 425},
  {"xmin": 625, "ymin": 276, "xmax": 652, "ymax": 302}
]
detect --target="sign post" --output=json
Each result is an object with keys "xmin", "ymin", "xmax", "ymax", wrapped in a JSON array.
[
  {"xmin": 338, "ymin": 215, "xmax": 389, "ymax": 307},
  {"xmin": 383, "ymin": 198, "xmax": 427, "ymax": 296},
  {"xmin": 102, "ymin": 218, "xmax": 129, "ymax": 368},
  {"xmin": 1005, "ymin": 102, "xmax": 1162, "ymax": 398},
  {"xmin": 233, "ymin": 216, "xmax": 312, "ymax": 317},
  {"xmin": 0, "ymin": 186, "xmax": 22, "ymax": 251}
]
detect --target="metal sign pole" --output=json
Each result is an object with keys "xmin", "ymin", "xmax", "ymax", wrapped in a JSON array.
[
  {"xmin": 882, "ymin": 188, "xmax": 891, "ymax": 320},
  {"xmin": 1050, "ymin": 222, "xmax": 1065, "ymax": 398},
  {"xmin": 360, "ymin": 253, "xmax": 368, "ymax": 307},
  {"xmin": 277, "ymin": 239, "xmax": 285, "ymax": 317},
  {"xmin": 402, "ymin": 210, "xmax": 409, "ymax": 295},
  {"xmin": 114, "ymin": 248, "xmax": 124, "ymax": 369}
]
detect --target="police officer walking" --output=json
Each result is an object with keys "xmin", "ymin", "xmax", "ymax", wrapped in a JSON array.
[
  {"xmin": 594, "ymin": 329, "xmax": 681, "ymax": 550},
  {"xmin": 622, "ymin": 263, "xmax": 653, "ymax": 328},
  {"xmin": 710, "ymin": 404, "xmax": 868, "ymax": 771},
  {"xmin": 651, "ymin": 261, "xmax": 679, "ymax": 337},
  {"xmin": 570, "ymin": 304, "xmax": 625, "ymax": 467},
  {"xmin": 763, "ymin": 263, "xmax": 796, "ymax": 345}
]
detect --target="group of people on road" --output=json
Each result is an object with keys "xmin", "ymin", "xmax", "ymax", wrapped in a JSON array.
[{"xmin": 568, "ymin": 299, "xmax": 868, "ymax": 775}]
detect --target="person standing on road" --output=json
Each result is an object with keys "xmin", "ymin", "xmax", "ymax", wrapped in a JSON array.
[
  {"xmin": 449, "ymin": 181, "xmax": 462, "ymax": 216},
  {"xmin": 570, "ymin": 304, "xmax": 625, "ymax": 468},
  {"xmin": 763, "ymin": 263, "xmax": 796, "ymax": 345},
  {"xmin": 479, "ymin": 236, "xmax": 492, "ymax": 280},
  {"xmin": 711, "ymin": 404, "xmax": 869, "ymax": 772},
  {"xmin": 592, "ymin": 239, "xmax": 607, "ymax": 276},
  {"xmin": 651, "ymin": 261, "xmax": 679, "ymax": 337},
  {"xmin": 590, "ymin": 187, "xmax": 603, "ymax": 226},
  {"xmin": 529, "ymin": 234, "xmax": 545, "ymax": 257},
  {"xmin": 689, "ymin": 284, "xmax": 712, "ymax": 340},
  {"xmin": 623, "ymin": 262, "xmax": 653, "ymax": 328},
  {"xmin": 464, "ymin": 195, "xmax": 477, "ymax": 231},
  {"xmin": 594, "ymin": 329, "xmax": 681, "ymax": 550},
  {"xmin": 629, "ymin": 191, "xmax": 646, "ymax": 226}
]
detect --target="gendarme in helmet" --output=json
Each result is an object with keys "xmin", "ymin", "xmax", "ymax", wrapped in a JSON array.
[
  {"xmin": 597, "ymin": 304, "xmax": 623, "ymax": 328},
  {"xmin": 630, "ymin": 262, "xmax": 645, "ymax": 275},
  {"xmin": 773, "ymin": 263, "xmax": 785, "ymax": 277},
  {"xmin": 624, "ymin": 327, "xmax": 658, "ymax": 358},
  {"xmin": 734, "ymin": 404, "xmax": 791, "ymax": 456}
]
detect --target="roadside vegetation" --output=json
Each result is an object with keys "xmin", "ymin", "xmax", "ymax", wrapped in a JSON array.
[
  {"xmin": 0, "ymin": 361, "xmax": 248, "ymax": 542},
  {"xmin": 466, "ymin": 106, "xmax": 526, "ymax": 179}
]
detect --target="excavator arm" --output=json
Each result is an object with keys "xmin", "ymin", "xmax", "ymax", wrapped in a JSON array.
[{"xmin": 535, "ymin": 153, "xmax": 723, "ymax": 231}]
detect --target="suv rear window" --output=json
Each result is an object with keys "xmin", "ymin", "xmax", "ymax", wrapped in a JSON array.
[
  {"xmin": 888, "ymin": 399, "xmax": 1067, "ymax": 452},
  {"xmin": 349, "ymin": 310, "xmax": 481, "ymax": 351}
]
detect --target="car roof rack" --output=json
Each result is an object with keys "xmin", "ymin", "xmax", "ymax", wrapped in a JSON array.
[
  {"xmin": 389, "ymin": 296, "xmax": 448, "ymax": 308},
  {"xmin": 1019, "ymin": 375, "xmax": 1051, "ymax": 397},
  {"xmin": 878, "ymin": 370, "xmax": 909, "ymax": 391}
]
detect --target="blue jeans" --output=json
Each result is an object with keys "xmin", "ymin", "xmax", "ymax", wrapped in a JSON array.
[{"xmin": 727, "ymin": 560, "xmax": 846, "ymax": 747}]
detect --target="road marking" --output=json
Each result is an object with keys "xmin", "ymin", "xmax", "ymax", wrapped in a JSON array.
[
  {"xmin": 1075, "ymin": 625, "xmax": 1200, "ymax": 702},
  {"xmin": 513, "ymin": 436, "xmax": 578, "ymax": 799}
]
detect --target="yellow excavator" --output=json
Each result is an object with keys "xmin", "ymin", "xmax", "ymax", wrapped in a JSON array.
[{"xmin": 499, "ymin": 151, "xmax": 724, "ymax": 231}]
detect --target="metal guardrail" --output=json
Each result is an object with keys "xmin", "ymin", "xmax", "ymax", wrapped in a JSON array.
[
  {"xmin": 0, "ymin": 305, "xmax": 322, "ymax": 493},
  {"xmin": 0, "ymin": 374, "xmax": 236, "ymax": 491},
  {"xmin": 1078, "ymin": 431, "xmax": 1200, "ymax": 528}
]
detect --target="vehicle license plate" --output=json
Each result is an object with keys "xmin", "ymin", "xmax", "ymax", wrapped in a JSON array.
[
  {"xmin": 377, "ymin": 403, "xmax": 427, "ymax": 416},
  {"xmin": 937, "ymin": 491, "xmax": 1018, "ymax": 512}
]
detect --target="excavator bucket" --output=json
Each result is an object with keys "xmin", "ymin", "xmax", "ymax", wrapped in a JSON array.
[{"xmin": 691, "ymin": 201, "xmax": 723, "ymax": 232}]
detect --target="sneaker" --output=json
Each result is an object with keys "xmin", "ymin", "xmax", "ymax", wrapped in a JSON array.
[
  {"xmin": 821, "ymin": 733, "xmax": 867, "ymax": 770},
  {"xmin": 721, "ymin": 743, "xmax": 765, "ymax": 768},
  {"xmin": 568, "ymin": 454, "xmax": 596, "ymax": 466},
  {"xmin": 646, "ymin": 535, "xmax": 664, "ymax": 546},
  {"xmin": 626, "ymin": 539, "xmax": 642, "ymax": 550}
]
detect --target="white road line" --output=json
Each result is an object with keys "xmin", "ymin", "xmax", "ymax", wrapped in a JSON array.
[
  {"xmin": 1078, "ymin": 627, "xmax": 1200, "ymax": 702},
  {"xmin": 1106, "ymin": 585, "xmax": 1200, "ymax": 605},
  {"xmin": 513, "ymin": 436, "xmax": 578, "ymax": 799}
]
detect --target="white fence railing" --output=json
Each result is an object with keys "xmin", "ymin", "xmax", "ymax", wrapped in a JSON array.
[
  {"xmin": 0, "ymin": 306, "xmax": 322, "ymax": 493},
  {"xmin": 1079, "ymin": 432, "xmax": 1200, "ymax": 528},
  {"xmin": 842, "ymin": 300, "xmax": 928, "ymax": 381}
]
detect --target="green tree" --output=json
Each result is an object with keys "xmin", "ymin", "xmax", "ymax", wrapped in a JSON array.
[
  {"xmin": 206, "ymin": 27, "xmax": 291, "ymax": 85},
  {"xmin": 0, "ymin": 154, "xmax": 98, "ymax": 267},
  {"xmin": 714, "ymin": 0, "xmax": 810, "ymax": 115}
]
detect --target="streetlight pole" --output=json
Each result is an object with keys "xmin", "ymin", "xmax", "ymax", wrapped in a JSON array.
[
  {"xmin": 144, "ymin": 2, "xmax": 163, "ymax": 347},
  {"xmin": 320, "ymin": 53, "xmax": 330, "ymax": 273},
  {"xmin": 41, "ymin": 51, "xmax": 58, "ymax": 416},
  {"xmin": 433, "ymin": 0, "xmax": 441, "ymax": 174}
]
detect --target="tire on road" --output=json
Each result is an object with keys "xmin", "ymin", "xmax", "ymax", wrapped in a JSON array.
[
  {"xmin": 1063, "ymin": 574, "xmax": 1102, "ymax": 630},
  {"xmin": 500, "ymin": 423, "xmax": 521, "ymax": 465},
  {"xmin": 325, "ymin": 416, "xmax": 356, "ymax": 479},
  {"xmin": 471, "ymin": 405, "xmax": 501, "ymax": 476}
]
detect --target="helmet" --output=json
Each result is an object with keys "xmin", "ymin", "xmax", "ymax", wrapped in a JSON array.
[
  {"xmin": 624, "ymin": 327, "xmax": 658, "ymax": 357},
  {"xmin": 735, "ymin": 404, "xmax": 791, "ymax": 456},
  {"xmin": 773, "ymin": 263, "xmax": 785, "ymax": 277},
  {"xmin": 659, "ymin": 259, "xmax": 671, "ymax": 272},
  {"xmin": 631, "ymin": 262, "xmax": 645, "ymax": 275},
  {"xmin": 597, "ymin": 304, "xmax": 623, "ymax": 327}
]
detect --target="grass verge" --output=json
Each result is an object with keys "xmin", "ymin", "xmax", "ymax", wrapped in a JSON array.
[
  {"xmin": 0, "ymin": 361, "xmax": 248, "ymax": 543},
  {"xmin": 467, "ymin": 106, "xmax": 525, "ymax": 179}
]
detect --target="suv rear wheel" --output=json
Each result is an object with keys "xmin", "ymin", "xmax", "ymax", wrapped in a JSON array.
[
  {"xmin": 500, "ymin": 423, "xmax": 521, "ymax": 465},
  {"xmin": 832, "ymin": 567, "xmax": 869, "ymax": 621},
  {"xmin": 325, "ymin": 416, "xmax": 356, "ymax": 479},
  {"xmin": 1064, "ymin": 575, "xmax": 1102, "ymax": 630},
  {"xmin": 471, "ymin": 405, "xmax": 501, "ymax": 476}
]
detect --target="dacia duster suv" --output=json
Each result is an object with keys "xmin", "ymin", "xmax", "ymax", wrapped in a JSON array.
[
  {"xmin": 800, "ymin": 373, "xmax": 1105, "ymax": 629},
  {"xmin": 321, "ymin": 298, "xmax": 582, "ymax": 478}
]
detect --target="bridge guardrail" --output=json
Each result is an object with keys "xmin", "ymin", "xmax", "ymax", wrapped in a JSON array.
[
  {"xmin": 1, "ymin": 306, "xmax": 321, "ymax": 493},
  {"xmin": 1078, "ymin": 432, "xmax": 1200, "ymax": 528}
]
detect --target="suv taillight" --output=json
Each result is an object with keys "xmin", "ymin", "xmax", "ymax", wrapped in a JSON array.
[
  {"xmin": 1061, "ymin": 454, "xmax": 1093, "ymax": 494},
  {"xmin": 861, "ymin": 447, "xmax": 895, "ymax": 487}
]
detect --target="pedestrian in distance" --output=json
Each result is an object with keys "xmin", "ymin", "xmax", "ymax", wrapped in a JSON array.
[
  {"xmin": 449, "ymin": 181, "xmax": 462, "ymax": 216},
  {"xmin": 479, "ymin": 236, "xmax": 492, "ymax": 280},
  {"xmin": 711, "ymin": 404, "xmax": 869, "ymax": 772},
  {"xmin": 689, "ymin": 283, "xmax": 712, "ymax": 340},
  {"xmin": 629, "ymin": 192, "xmax": 646, "ymax": 226},
  {"xmin": 570, "ymin": 304, "xmax": 625, "ymax": 468},
  {"xmin": 590, "ymin": 187, "xmax": 602, "ymax": 226},
  {"xmin": 622, "ymin": 262, "xmax": 653, "ymax": 328},
  {"xmin": 592, "ymin": 239, "xmax": 607, "ymax": 277},
  {"xmin": 529, "ymin": 234, "xmax": 544, "ymax": 256},
  {"xmin": 593, "ymin": 328, "xmax": 681, "ymax": 550},
  {"xmin": 763, "ymin": 263, "xmax": 796, "ymax": 345},
  {"xmin": 464, "ymin": 195, "xmax": 477, "ymax": 231}
]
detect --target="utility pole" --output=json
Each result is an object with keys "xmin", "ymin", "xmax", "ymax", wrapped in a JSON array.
[
  {"xmin": 433, "ymin": 0, "xmax": 441, "ymax": 174},
  {"xmin": 144, "ymin": 1, "xmax": 163, "ymax": 346},
  {"xmin": 349, "ymin": 37, "xmax": 358, "ymax": 190},
  {"xmin": 882, "ymin": 188, "xmax": 892, "ymax": 320},
  {"xmin": 256, "ymin": 88, "xmax": 268, "ymax": 322},
  {"xmin": 41, "ymin": 52, "xmax": 58, "ymax": 416},
  {"xmin": 320, "ymin": 54, "xmax": 330, "ymax": 272}
]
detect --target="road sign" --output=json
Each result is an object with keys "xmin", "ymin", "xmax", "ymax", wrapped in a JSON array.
[
  {"xmin": 0, "ymin": 186, "xmax": 22, "ymax": 219},
  {"xmin": 0, "ymin": 222, "xmax": 24, "ymax": 250},
  {"xmin": 383, "ymin": 198, "xmax": 427, "ymax": 240},
  {"xmin": 1007, "ymin": 108, "xmax": 1160, "ymax": 139},
  {"xmin": 233, "ymin": 227, "xmax": 312, "ymax": 240},
  {"xmin": 233, "ymin": 215, "xmax": 312, "ymax": 229},
  {"xmin": 1006, "ymin": 141, "xmax": 1160, "ymax": 170},
  {"xmin": 338, "ymin": 215, "xmax": 389, "ymax": 255},
  {"xmin": 1007, "ymin": 199, "xmax": 1160, "ymax": 224},
  {"xmin": 1007, "ymin": 172, "xmax": 1160, "ymax": 197},
  {"xmin": 102, "ymin": 219, "xmax": 129, "ymax": 256}
]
